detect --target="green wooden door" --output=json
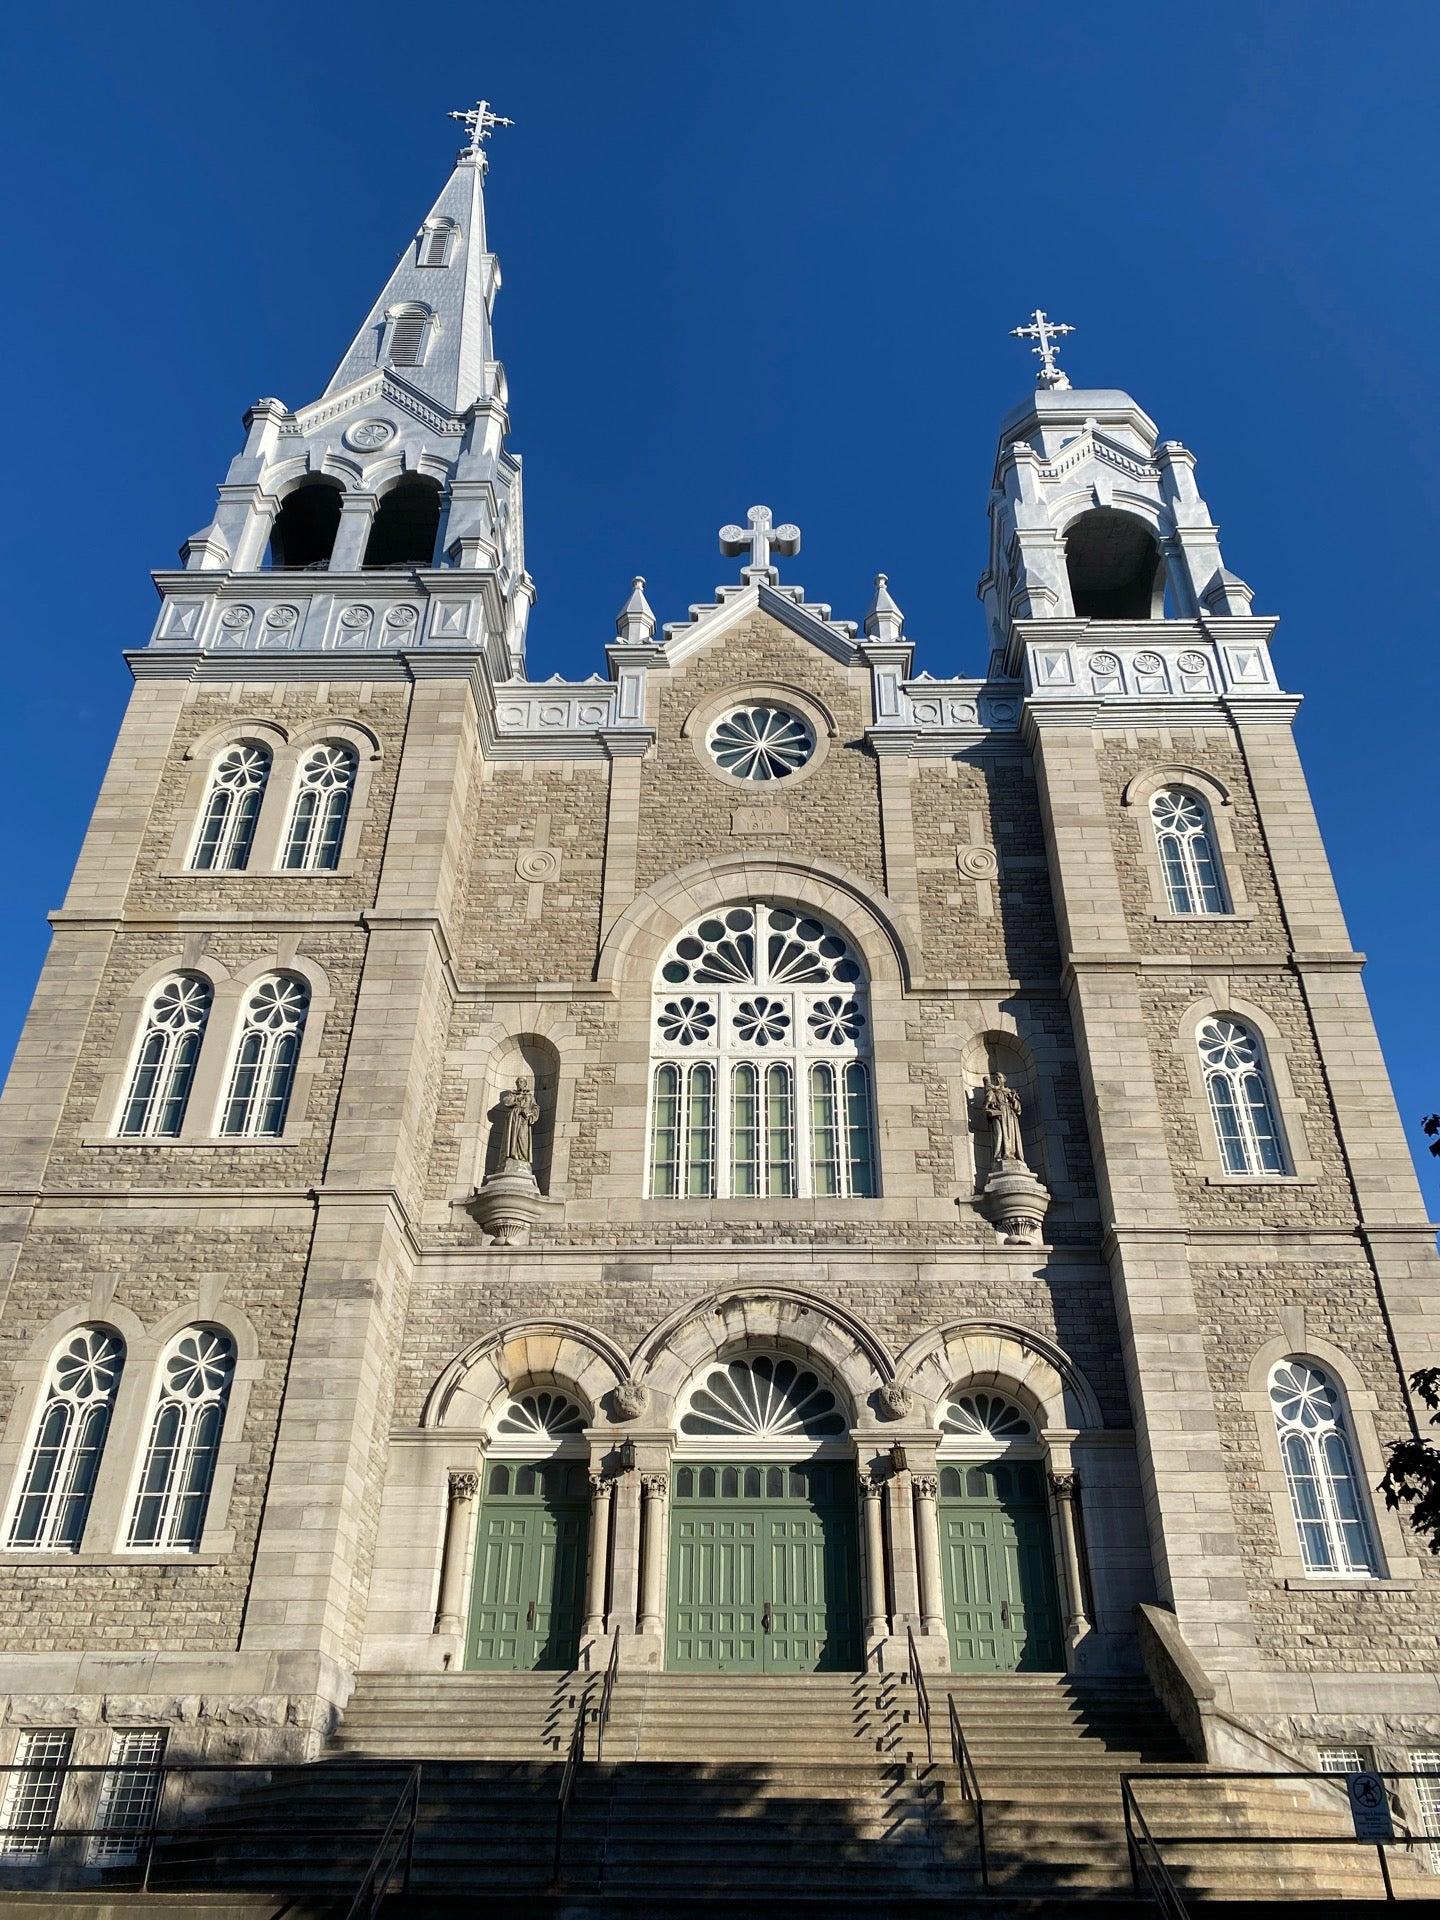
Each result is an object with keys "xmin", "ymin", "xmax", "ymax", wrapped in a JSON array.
[
  {"xmin": 465, "ymin": 1458, "xmax": 590, "ymax": 1671},
  {"xmin": 938, "ymin": 1459, "xmax": 1064, "ymax": 1673},
  {"xmin": 667, "ymin": 1461, "xmax": 861, "ymax": 1672}
]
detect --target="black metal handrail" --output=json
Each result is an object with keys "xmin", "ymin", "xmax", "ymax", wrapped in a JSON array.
[
  {"xmin": 947, "ymin": 1694, "xmax": 990, "ymax": 1894},
  {"xmin": 0, "ymin": 1759, "xmax": 414, "ymax": 1894},
  {"xmin": 594, "ymin": 1631, "xmax": 620, "ymax": 1764},
  {"xmin": 1122, "ymin": 1767, "xmax": 1440, "ymax": 1905},
  {"xmin": 1121, "ymin": 1774, "xmax": 1189, "ymax": 1919},
  {"xmin": 904, "ymin": 1624, "xmax": 933, "ymax": 1766},
  {"xmin": 344, "ymin": 1764, "xmax": 420, "ymax": 1920},
  {"xmin": 551, "ymin": 1697, "xmax": 587, "ymax": 1886}
]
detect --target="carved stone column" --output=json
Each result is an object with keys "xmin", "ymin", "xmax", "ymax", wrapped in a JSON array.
[
  {"xmin": 912, "ymin": 1475, "xmax": 946, "ymax": 1637},
  {"xmin": 885, "ymin": 1469, "xmax": 920, "ymax": 1634},
  {"xmin": 860, "ymin": 1470, "xmax": 889, "ymax": 1643},
  {"xmin": 434, "ymin": 1467, "xmax": 481, "ymax": 1636},
  {"xmin": 1049, "ymin": 1469, "xmax": 1092, "ymax": 1639},
  {"xmin": 583, "ymin": 1472, "xmax": 613, "ymax": 1637},
  {"xmin": 638, "ymin": 1473, "xmax": 669, "ymax": 1635}
]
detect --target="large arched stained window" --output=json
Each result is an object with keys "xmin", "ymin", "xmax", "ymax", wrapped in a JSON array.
[
  {"xmin": 219, "ymin": 974, "xmax": 309, "ymax": 1138},
  {"xmin": 1150, "ymin": 788, "xmax": 1227, "ymax": 915},
  {"xmin": 128, "ymin": 1328, "xmax": 236, "ymax": 1550},
  {"xmin": 7, "ymin": 1328, "xmax": 125, "ymax": 1550},
  {"xmin": 1199, "ymin": 1017, "xmax": 1286, "ymax": 1176},
  {"xmin": 647, "ymin": 902, "xmax": 876, "ymax": 1200},
  {"xmin": 282, "ymin": 743, "xmax": 356, "ymax": 871},
  {"xmin": 118, "ymin": 974, "xmax": 211, "ymax": 1138},
  {"xmin": 1269, "ymin": 1360, "xmax": 1378, "ymax": 1576},
  {"xmin": 190, "ymin": 743, "xmax": 270, "ymax": 872}
]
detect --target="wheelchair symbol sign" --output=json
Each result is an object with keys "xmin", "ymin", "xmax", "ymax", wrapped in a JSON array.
[{"xmin": 1346, "ymin": 1771, "xmax": 1395, "ymax": 1842}]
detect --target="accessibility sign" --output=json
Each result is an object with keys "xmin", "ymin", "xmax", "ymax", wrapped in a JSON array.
[{"xmin": 1346, "ymin": 1771, "xmax": 1395, "ymax": 1842}]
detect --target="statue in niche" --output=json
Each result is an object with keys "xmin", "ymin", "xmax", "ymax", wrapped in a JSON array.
[
  {"xmin": 498, "ymin": 1073, "xmax": 541, "ymax": 1170},
  {"xmin": 983, "ymin": 1072, "xmax": 1027, "ymax": 1169}
]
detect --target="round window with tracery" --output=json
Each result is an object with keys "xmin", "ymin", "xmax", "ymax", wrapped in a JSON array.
[{"xmin": 708, "ymin": 705, "xmax": 815, "ymax": 782}]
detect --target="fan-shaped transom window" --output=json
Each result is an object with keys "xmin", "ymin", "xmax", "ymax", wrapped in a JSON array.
[
  {"xmin": 649, "ymin": 902, "xmax": 875, "ymax": 1201},
  {"xmin": 707, "ymin": 705, "xmax": 815, "ymax": 782},
  {"xmin": 938, "ymin": 1390, "xmax": 1037, "ymax": 1448},
  {"xmin": 679, "ymin": 1355, "xmax": 847, "ymax": 1443},
  {"xmin": 1269, "ymin": 1360, "xmax": 1378, "ymax": 1576},
  {"xmin": 491, "ymin": 1389, "xmax": 587, "ymax": 1452}
]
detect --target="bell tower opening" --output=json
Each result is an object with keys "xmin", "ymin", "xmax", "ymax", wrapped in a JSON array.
[
  {"xmin": 1064, "ymin": 509, "xmax": 1165, "ymax": 619},
  {"xmin": 266, "ymin": 478, "xmax": 343, "ymax": 572},
  {"xmin": 363, "ymin": 475, "xmax": 442, "ymax": 569}
]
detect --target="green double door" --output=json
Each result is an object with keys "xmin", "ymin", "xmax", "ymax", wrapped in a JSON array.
[
  {"xmin": 668, "ymin": 1460, "xmax": 861, "ymax": 1672},
  {"xmin": 465, "ymin": 1458, "xmax": 590, "ymax": 1671},
  {"xmin": 938, "ymin": 1459, "xmax": 1064, "ymax": 1672}
]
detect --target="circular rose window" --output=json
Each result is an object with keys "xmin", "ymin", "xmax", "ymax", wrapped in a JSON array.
[{"xmin": 707, "ymin": 704, "xmax": 815, "ymax": 782}]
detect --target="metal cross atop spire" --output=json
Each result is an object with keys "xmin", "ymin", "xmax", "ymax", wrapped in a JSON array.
[
  {"xmin": 449, "ymin": 99, "xmax": 514, "ymax": 164},
  {"xmin": 719, "ymin": 505, "xmax": 801, "ymax": 581},
  {"xmin": 1010, "ymin": 310, "xmax": 1076, "ymax": 391}
]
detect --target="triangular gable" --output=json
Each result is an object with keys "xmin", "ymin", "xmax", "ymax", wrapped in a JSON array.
[{"xmin": 662, "ymin": 580, "xmax": 860, "ymax": 669}]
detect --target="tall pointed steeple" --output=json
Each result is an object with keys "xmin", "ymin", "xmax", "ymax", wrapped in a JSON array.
[{"xmin": 323, "ymin": 100, "xmax": 512, "ymax": 416}]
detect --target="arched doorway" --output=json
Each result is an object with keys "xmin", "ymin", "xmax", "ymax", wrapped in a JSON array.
[
  {"xmin": 667, "ymin": 1354, "xmax": 862, "ymax": 1672},
  {"xmin": 465, "ymin": 1389, "xmax": 591, "ymax": 1671},
  {"xmin": 935, "ymin": 1389, "xmax": 1064, "ymax": 1673}
]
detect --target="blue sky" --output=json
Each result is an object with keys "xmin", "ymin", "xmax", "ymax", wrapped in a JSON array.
[{"xmin": 4, "ymin": 2, "xmax": 1439, "ymax": 1206}]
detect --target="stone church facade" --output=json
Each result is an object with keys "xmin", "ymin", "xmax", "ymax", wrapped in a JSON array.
[{"xmin": 0, "ymin": 110, "xmax": 1437, "ymax": 1803}]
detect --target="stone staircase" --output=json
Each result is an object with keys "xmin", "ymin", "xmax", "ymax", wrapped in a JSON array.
[{"xmin": 88, "ymin": 1668, "xmax": 1433, "ymax": 1913}]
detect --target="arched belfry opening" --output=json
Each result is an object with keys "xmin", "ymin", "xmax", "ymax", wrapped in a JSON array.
[
  {"xmin": 363, "ymin": 475, "xmax": 442, "ymax": 569},
  {"xmin": 267, "ymin": 478, "xmax": 343, "ymax": 571},
  {"xmin": 1064, "ymin": 509, "xmax": 1166, "ymax": 619}
]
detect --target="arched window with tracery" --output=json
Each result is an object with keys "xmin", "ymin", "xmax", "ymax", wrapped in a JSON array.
[
  {"xmin": 127, "ymin": 1328, "xmax": 236, "ymax": 1550},
  {"xmin": 189, "ymin": 743, "xmax": 270, "ymax": 872},
  {"xmin": 118, "ymin": 974, "xmax": 211, "ymax": 1138},
  {"xmin": 1151, "ymin": 788, "xmax": 1227, "ymax": 914},
  {"xmin": 282, "ymin": 743, "xmax": 356, "ymax": 871},
  {"xmin": 1198, "ymin": 1016, "xmax": 1286, "ymax": 1175},
  {"xmin": 647, "ymin": 902, "xmax": 876, "ymax": 1200},
  {"xmin": 1269, "ymin": 1359, "xmax": 1378, "ymax": 1576},
  {"xmin": 219, "ymin": 974, "xmax": 309, "ymax": 1138},
  {"xmin": 7, "ymin": 1328, "xmax": 125, "ymax": 1550}
]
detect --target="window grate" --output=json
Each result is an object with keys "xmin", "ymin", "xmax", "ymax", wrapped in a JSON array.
[
  {"xmin": 0, "ymin": 1730, "xmax": 72, "ymax": 1858},
  {"xmin": 91, "ymin": 1729, "xmax": 166, "ymax": 1863}
]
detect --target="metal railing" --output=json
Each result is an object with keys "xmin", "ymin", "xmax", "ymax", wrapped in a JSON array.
[
  {"xmin": 1122, "ymin": 1767, "xmax": 1440, "ymax": 1906},
  {"xmin": 552, "ymin": 1644, "xmax": 621, "ymax": 1885},
  {"xmin": 594, "ymin": 1630, "xmax": 620, "ymax": 1764},
  {"xmin": 0, "ymin": 1758, "xmax": 415, "ymax": 1897},
  {"xmin": 1120, "ymin": 1774, "xmax": 1188, "ymax": 1919},
  {"xmin": 904, "ymin": 1624, "xmax": 933, "ymax": 1766},
  {"xmin": 947, "ymin": 1694, "xmax": 990, "ymax": 1894},
  {"xmin": 344, "ymin": 1764, "xmax": 420, "ymax": 1920}
]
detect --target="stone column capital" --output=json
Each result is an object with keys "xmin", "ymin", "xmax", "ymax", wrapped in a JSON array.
[
  {"xmin": 447, "ymin": 1468, "xmax": 481, "ymax": 1503},
  {"xmin": 640, "ymin": 1473, "xmax": 669, "ymax": 1501}
]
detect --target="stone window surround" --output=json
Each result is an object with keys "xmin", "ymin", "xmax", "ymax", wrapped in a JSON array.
[
  {"xmin": 1241, "ymin": 1332, "xmax": 1419, "ymax": 1590},
  {"xmin": 0, "ymin": 1301, "xmax": 260, "ymax": 1566},
  {"xmin": 83, "ymin": 950, "xmax": 333, "ymax": 1149},
  {"xmin": 1120, "ymin": 763, "xmax": 1257, "ymax": 923},
  {"xmin": 163, "ymin": 718, "xmax": 382, "ymax": 881},
  {"xmin": 1170, "ymin": 985, "xmax": 1322, "ymax": 1185},
  {"xmin": 679, "ymin": 682, "xmax": 838, "ymax": 792}
]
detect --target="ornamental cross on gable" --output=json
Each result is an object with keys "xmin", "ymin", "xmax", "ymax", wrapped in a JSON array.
[
  {"xmin": 719, "ymin": 505, "xmax": 801, "ymax": 582},
  {"xmin": 449, "ymin": 98, "xmax": 514, "ymax": 161},
  {"xmin": 1010, "ymin": 309, "xmax": 1075, "ymax": 390}
]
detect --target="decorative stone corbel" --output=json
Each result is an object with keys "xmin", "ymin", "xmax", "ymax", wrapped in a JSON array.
[
  {"xmin": 612, "ymin": 1381, "xmax": 649, "ymax": 1422},
  {"xmin": 975, "ymin": 1162, "xmax": 1052, "ymax": 1246}
]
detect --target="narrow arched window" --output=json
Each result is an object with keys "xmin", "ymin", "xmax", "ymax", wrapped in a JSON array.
[
  {"xmin": 118, "ymin": 974, "xmax": 211, "ymax": 1137},
  {"xmin": 7, "ymin": 1328, "xmax": 125, "ymax": 1550},
  {"xmin": 648, "ymin": 901, "xmax": 877, "ymax": 1198},
  {"xmin": 1270, "ymin": 1360, "xmax": 1378, "ymax": 1576},
  {"xmin": 190, "ymin": 743, "xmax": 270, "ymax": 871},
  {"xmin": 1151, "ymin": 788, "xmax": 1227, "ymax": 914},
  {"xmin": 128, "ymin": 1328, "xmax": 235, "ymax": 1551},
  {"xmin": 282, "ymin": 743, "xmax": 356, "ymax": 871},
  {"xmin": 387, "ymin": 307, "xmax": 431, "ymax": 368},
  {"xmin": 1199, "ymin": 1017, "xmax": 1286, "ymax": 1175},
  {"xmin": 220, "ymin": 975, "xmax": 309, "ymax": 1138}
]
